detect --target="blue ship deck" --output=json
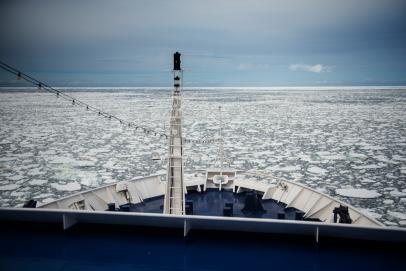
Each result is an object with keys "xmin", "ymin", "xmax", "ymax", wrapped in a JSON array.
[{"xmin": 128, "ymin": 189, "xmax": 304, "ymax": 220}]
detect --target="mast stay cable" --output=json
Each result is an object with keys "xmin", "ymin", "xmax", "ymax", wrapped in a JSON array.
[
  {"xmin": 0, "ymin": 60, "xmax": 220, "ymax": 144},
  {"xmin": 0, "ymin": 60, "xmax": 169, "ymax": 139}
]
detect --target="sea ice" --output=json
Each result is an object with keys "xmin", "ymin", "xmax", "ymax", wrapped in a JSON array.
[
  {"xmin": 388, "ymin": 211, "xmax": 406, "ymax": 220},
  {"xmin": 76, "ymin": 171, "xmax": 99, "ymax": 186},
  {"xmin": 359, "ymin": 208, "xmax": 382, "ymax": 219},
  {"xmin": 318, "ymin": 152, "xmax": 346, "ymax": 160},
  {"xmin": 0, "ymin": 184, "xmax": 20, "ymax": 191},
  {"xmin": 375, "ymin": 155, "xmax": 391, "ymax": 163},
  {"xmin": 360, "ymin": 178, "xmax": 375, "ymax": 183},
  {"xmin": 384, "ymin": 221, "xmax": 399, "ymax": 226},
  {"xmin": 39, "ymin": 150, "xmax": 57, "ymax": 155},
  {"xmin": 10, "ymin": 191, "xmax": 25, "ymax": 197},
  {"xmin": 392, "ymin": 155, "xmax": 406, "ymax": 162},
  {"xmin": 103, "ymin": 160, "xmax": 122, "ymax": 170},
  {"xmin": 50, "ymin": 182, "xmax": 81, "ymax": 191},
  {"xmin": 352, "ymin": 164, "xmax": 386, "ymax": 170},
  {"xmin": 336, "ymin": 188, "xmax": 381, "ymax": 198},
  {"xmin": 347, "ymin": 152, "xmax": 367, "ymax": 160},
  {"xmin": 40, "ymin": 198, "xmax": 55, "ymax": 204},
  {"xmin": 266, "ymin": 165, "xmax": 301, "ymax": 172},
  {"xmin": 48, "ymin": 156, "xmax": 77, "ymax": 165},
  {"xmin": 29, "ymin": 179, "xmax": 48, "ymax": 185},
  {"xmin": 27, "ymin": 167, "xmax": 43, "ymax": 176},
  {"xmin": 0, "ymin": 157, "xmax": 16, "ymax": 162},
  {"xmin": 102, "ymin": 177, "xmax": 117, "ymax": 184},
  {"xmin": 1, "ymin": 87, "xmax": 406, "ymax": 227},
  {"xmin": 389, "ymin": 190, "xmax": 406, "ymax": 197},
  {"xmin": 307, "ymin": 166, "xmax": 327, "ymax": 175},
  {"xmin": 75, "ymin": 160, "xmax": 96, "ymax": 168},
  {"xmin": 7, "ymin": 175, "xmax": 24, "ymax": 181},
  {"xmin": 35, "ymin": 193, "xmax": 54, "ymax": 198}
]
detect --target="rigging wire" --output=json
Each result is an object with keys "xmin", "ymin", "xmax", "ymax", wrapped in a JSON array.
[
  {"xmin": 0, "ymin": 60, "xmax": 220, "ymax": 144},
  {"xmin": 0, "ymin": 60, "xmax": 169, "ymax": 139}
]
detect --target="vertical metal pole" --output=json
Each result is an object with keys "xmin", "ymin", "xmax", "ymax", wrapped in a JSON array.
[
  {"xmin": 219, "ymin": 106, "xmax": 224, "ymax": 175},
  {"xmin": 164, "ymin": 52, "xmax": 185, "ymax": 215}
]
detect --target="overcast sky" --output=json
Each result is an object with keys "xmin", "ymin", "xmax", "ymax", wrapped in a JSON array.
[{"xmin": 1, "ymin": 0, "xmax": 405, "ymax": 86}]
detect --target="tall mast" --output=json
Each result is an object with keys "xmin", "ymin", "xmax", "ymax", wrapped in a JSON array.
[{"xmin": 163, "ymin": 52, "xmax": 185, "ymax": 215}]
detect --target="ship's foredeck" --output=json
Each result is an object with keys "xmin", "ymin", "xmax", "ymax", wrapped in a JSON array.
[
  {"xmin": 35, "ymin": 171, "xmax": 384, "ymax": 227},
  {"xmin": 127, "ymin": 189, "xmax": 308, "ymax": 221}
]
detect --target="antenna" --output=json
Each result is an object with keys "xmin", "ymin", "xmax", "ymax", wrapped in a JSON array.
[
  {"xmin": 213, "ymin": 106, "xmax": 229, "ymax": 173},
  {"xmin": 219, "ymin": 106, "xmax": 224, "ymax": 175}
]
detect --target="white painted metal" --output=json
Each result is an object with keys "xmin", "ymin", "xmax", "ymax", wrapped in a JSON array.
[
  {"xmin": 206, "ymin": 168, "xmax": 236, "ymax": 191},
  {"xmin": 36, "ymin": 169, "xmax": 383, "ymax": 228},
  {"xmin": 214, "ymin": 106, "xmax": 227, "ymax": 172},
  {"xmin": 238, "ymin": 171, "xmax": 384, "ymax": 227},
  {"xmin": 213, "ymin": 175, "xmax": 229, "ymax": 191},
  {"xmin": 39, "ymin": 174, "xmax": 166, "ymax": 210},
  {"xmin": 163, "ymin": 69, "xmax": 185, "ymax": 215},
  {"xmin": 1, "ymin": 208, "xmax": 405, "ymax": 243}
]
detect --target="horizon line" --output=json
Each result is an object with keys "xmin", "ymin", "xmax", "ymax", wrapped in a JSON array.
[{"xmin": 1, "ymin": 85, "xmax": 406, "ymax": 89}]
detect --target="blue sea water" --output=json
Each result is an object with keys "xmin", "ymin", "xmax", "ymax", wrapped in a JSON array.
[{"xmin": 0, "ymin": 87, "xmax": 405, "ymax": 226}]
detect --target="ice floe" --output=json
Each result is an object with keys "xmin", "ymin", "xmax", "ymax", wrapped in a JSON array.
[
  {"xmin": 76, "ymin": 171, "xmax": 99, "ymax": 186},
  {"xmin": 389, "ymin": 190, "xmax": 406, "ymax": 197},
  {"xmin": 352, "ymin": 164, "xmax": 386, "ymax": 170},
  {"xmin": 266, "ymin": 165, "xmax": 301, "ymax": 172},
  {"xmin": 360, "ymin": 178, "xmax": 375, "ymax": 183},
  {"xmin": 7, "ymin": 175, "xmax": 25, "ymax": 181},
  {"xmin": 359, "ymin": 208, "xmax": 382, "ymax": 219},
  {"xmin": 388, "ymin": 211, "xmax": 406, "ymax": 220},
  {"xmin": 347, "ymin": 152, "xmax": 367, "ymax": 160},
  {"xmin": 0, "ymin": 184, "xmax": 20, "ymax": 191},
  {"xmin": 27, "ymin": 167, "xmax": 43, "ymax": 176},
  {"xmin": 40, "ymin": 198, "xmax": 55, "ymax": 204},
  {"xmin": 383, "ymin": 199, "xmax": 394, "ymax": 204},
  {"xmin": 336, "ymin": 188, "xmax": 381, "ymax": 198},
  {"xmin": 50, "ymin": 182, "xmax": 81, "ymax": 191},
  {"xmin": 29, "ymin": 179, "xmax": 48, "ymax": 185},
  {"xmin": 10, "ymin": 191, "xmax": 25, "ymax": 197},
  {"xmin": 307, "ymin": 166, "xmax": 327, "ymax": 175},
  {"xmin": 384, "ymin": 221, "xmax": 399, "ymax": 226}
]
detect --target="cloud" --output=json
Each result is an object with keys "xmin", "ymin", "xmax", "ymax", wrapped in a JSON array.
[{"xmin": 289, "ymin": 64, "xmax": 331, "ymax": 73}]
